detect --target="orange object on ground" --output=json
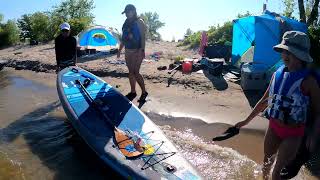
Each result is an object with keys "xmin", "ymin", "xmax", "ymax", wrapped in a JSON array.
[{"xmin": 182, "ymin": 61, "xmax": 193, "ymax": 74}]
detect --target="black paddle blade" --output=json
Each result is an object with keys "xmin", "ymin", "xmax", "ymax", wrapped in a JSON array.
[{"xmin": 212, "ymin": 126, "xmax": 240, "ymax": 141}]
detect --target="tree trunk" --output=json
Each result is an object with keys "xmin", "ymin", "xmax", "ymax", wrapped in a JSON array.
[
  {"xmin": 307, "ymin": 0, "xmax": 320, "ymax": 26},
  {"xmin": 298, "ymin": 0, "xmax": 307, "ymax": 23}
]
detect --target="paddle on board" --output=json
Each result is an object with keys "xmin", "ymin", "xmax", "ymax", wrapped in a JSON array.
[{"xmin": 75, "ymin": 79, "xmax": 143, "ymax": 158}]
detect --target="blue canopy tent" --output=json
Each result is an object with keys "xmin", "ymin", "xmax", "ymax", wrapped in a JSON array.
[
  {"xmin": 77, "ymin": 26, "xmax": 119, "ymax": 52},
  {"xmin": 232, "ymin": 11, "xmax": 307, "ymax": 73}
]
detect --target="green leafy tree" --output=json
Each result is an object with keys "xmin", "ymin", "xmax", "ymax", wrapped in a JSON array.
[
  {"xmin": 306, "ymin": 0, "xmax": 319, "ymax": 26},
  {"xmin": 47, "ymin": 14, "xmax": 65, "ymax": 38},
  {"xmin": 0, "ymin": 20, "xmax": 20, "ymax": 47},
  {"xmin": 179, "ymin": 12, "xmax": 252, "ymax": 48},
  {"xmin": 17, "ymin": 0, "xmax": 95, "ymax": 42},
  {"xmin": 17, "ymin": 14, "xmax": 33, "ymax": 40},
  {"xmin": 51, "ymin": 0, "xmax": 95, "ymax": 20},
  {"xmin": 305, "ymin": 0, "xmax": 313, "ymax": 18},
  {"xmin": 179, "ymin": 31, "xmax": 201, "ymax": 48},
  {"xmin": 295, "ymin": 0, "xmax": 319, "ymax": 25},
  {"xmin": 139, "ymin": 12, "xmax": 165, "ymax": 40},
  {"xmin": 237, "ymin": 11, "xmax": 252, "ymax": 18},
  {"xmin": 283, "ymin": 0, "xmax": 320, "ymax": 66},
  {"xmin": 298, "ymin": 0, "xmax": 307, "ymax": 22},
  {"xmin": 207, "ymin": 21, "xmax": 233, "ymax": 45},
  {"xmin": 50, "ymin": 0, "xmax": 94, "ymax": 35},
  {"xmin": 17, "ymin": 12, "xmax": 52, "ymax": 42},
  {"xmin": 31, "ymin": 12, "xmax": 52, "ymax": 42},
  {"xmin": 282, "ymin": 0, "xmax": 296, "ymax": 18}
]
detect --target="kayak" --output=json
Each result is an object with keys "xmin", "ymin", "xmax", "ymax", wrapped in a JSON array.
[{"xmin": 56, "ymin": 66, "xmax": 202, "ymax": 180}]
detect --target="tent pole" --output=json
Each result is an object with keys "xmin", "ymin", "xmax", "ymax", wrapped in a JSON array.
[{"xmin": 263, "ymin": 0, "xmax": 268, "ymax": 12}]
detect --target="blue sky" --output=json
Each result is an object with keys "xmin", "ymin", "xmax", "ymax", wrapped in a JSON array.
[{"xmin": 0, "ymin": 0, "xmax": 286, "ymax": 41}]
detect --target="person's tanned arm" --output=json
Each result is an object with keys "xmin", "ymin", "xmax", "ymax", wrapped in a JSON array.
[
  {"xmin": 117, "ymin": 43, "xmax": 124, "ymax": 58},
  {"xmin": 137, "ymin": 18, "xmax": 146, "ymax": 58}
]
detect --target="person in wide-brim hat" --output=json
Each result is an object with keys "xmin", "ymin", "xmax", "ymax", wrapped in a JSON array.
[
  {"xmin": 233, "ymin": 30, "xmax": 320, "ymax": 180},
  {"xmin": 273, "ymin": 30, "xmax": 313, "ymax": 63}
]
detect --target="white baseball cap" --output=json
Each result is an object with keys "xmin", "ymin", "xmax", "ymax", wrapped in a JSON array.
[{"xmin": 60, "ymin": 22, "xmax": 70, "ymax": 31}]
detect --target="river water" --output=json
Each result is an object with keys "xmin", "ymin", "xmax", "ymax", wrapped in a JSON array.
[{"xmin": 0, "ymin": 68, "xmax": 315, "ymax": 180}]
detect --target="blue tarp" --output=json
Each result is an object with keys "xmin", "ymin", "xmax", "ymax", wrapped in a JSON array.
[
  {"xmin": 78, "ymin": 26, "xmax": 119, "ymax": 51},
  {"xmin": 232, "ymin": 11, "xmax": 307, "ymax": 72}
]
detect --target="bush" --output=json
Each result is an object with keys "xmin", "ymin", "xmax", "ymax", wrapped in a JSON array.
[
  {"xmin": 0, "ymin": 20, "xmax": 20, "ymax": 48},
  {"xmin": 17, "ymin": 0, "xmax": 95, "ymax": 42},
  {"xmin": 31, "ymin": 12, "xmax": 52, "ymax": 42},
  {"xmin": 206, "ymin": 21, "xmax": 233, "ymax": 46},
  {"xmin": 178, "ymin": 31, "xmax": 201, "ymax": 48},
  {"xmin": 178, "ymin": 21, "xmax": 233, "ymax": 49}
]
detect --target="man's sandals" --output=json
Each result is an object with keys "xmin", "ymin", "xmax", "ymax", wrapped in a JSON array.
[
  {"xmin": 138, "ymin": 92, "xmax": 148, "ymax": 103},
  {"xmin": 126, "ymin": 92, "xmax": 148, "ymax": 102},
  {"xmin": 125, "ymin": 92, "xmax": 137, "ymax": 101}
]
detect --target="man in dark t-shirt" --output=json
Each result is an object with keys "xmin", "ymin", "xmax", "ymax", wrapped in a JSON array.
[{"xmin": 55, "ymin": 22, "xmax": 77, "ymax": 72}]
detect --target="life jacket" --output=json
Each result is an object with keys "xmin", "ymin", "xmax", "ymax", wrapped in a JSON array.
[
  {"xmin": 122, "ymin": 18, "xmax": 141, "ymax": 49},
  {"xmin": 266, "ymin": 65, "xmax": 310, "ymax": 125}
]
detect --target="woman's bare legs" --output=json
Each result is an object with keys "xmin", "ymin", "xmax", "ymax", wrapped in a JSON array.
[
  {"xmin": 133, "ymin": 53, "xmax": 146, "ymax": 93},
  {"xmin": 263, "ymin": 126, "xmax": 282, "ymax": 180},
  {"xmin": 125, "ymin": 50, "xmax": 146, "ymax": 93},
  {"xmin": 272, "ymin": 137, "xmax": 302, "ymax": 180}
]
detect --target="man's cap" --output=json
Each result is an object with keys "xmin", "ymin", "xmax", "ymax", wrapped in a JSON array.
[
  {"xmin": 273, "ymin": 31, "xmax": 313, "ymax": 63},
  {"xmin": 122, "ymin": 4, "xmax": 136, "ymax": 14},
  {"xmin": 60, "ymin": 22, "xmax": 70, "ymax": 31}
]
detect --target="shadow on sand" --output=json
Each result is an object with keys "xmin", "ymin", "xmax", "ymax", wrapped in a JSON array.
[{"xmin": 203, "ymin": 70, "xmax": 228, "ymax": 91}]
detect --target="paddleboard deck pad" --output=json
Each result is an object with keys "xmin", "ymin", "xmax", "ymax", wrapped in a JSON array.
[{"xmin": 57, "ymin": 66, "xmax": 202, "ymax": 179}]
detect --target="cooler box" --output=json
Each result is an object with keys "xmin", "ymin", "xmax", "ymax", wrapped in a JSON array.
[{"xmin": 241, "ymin": 63, "xmax": 269, "ymax": 90}]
